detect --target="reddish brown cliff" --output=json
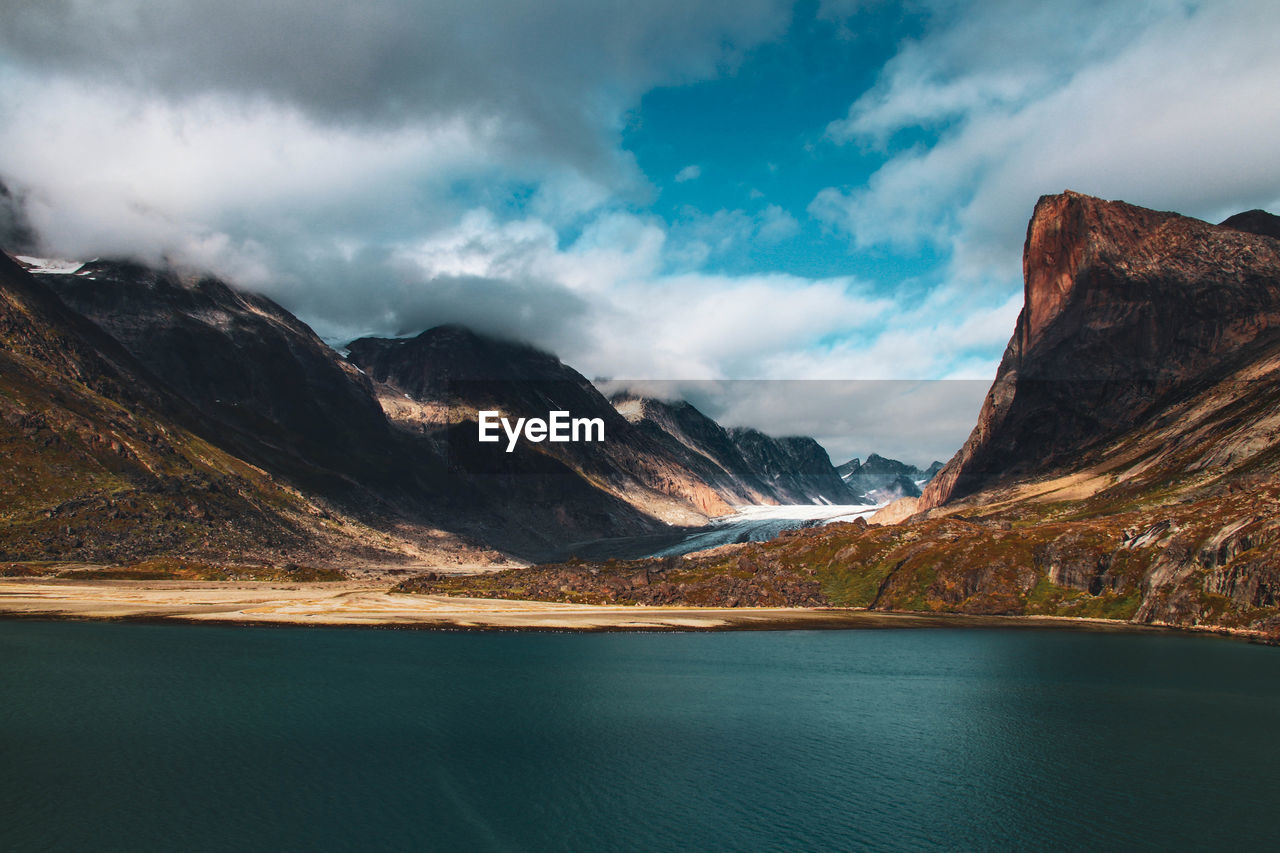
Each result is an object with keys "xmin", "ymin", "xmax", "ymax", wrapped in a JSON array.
[{"xmin": 922, "ymin": 191, "xmax": 1280, "ymax": 509}]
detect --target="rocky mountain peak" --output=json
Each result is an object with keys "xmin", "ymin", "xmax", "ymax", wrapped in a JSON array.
[
  {"xmin": 1219, "ymin": 209, "xmax": 1280, "ymax": 241},
  {"xmin": 922, "ymin": 192, "xmax": 1280, "ymax": 509}
]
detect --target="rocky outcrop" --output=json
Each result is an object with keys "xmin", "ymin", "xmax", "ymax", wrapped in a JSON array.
[{"xmin": 922, "ymin": 191, "xmax": 1280, "ymax": 510}]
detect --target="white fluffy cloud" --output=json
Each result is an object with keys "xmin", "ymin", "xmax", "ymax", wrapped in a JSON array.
[
  {"xmin": 813, "ymin": 0, "xmax": 1280, "ymax": 286},
  {"xmin": 308, "ymin": 207, "xmax": 897, "ymax": 381}
]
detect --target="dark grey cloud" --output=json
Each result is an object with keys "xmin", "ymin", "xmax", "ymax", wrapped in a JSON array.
[
  {"xmin": 249, "ymin": 245, "xmax": 593, "ymax": 348},
  {"xmin": 1, "ymin": 0, "xmax": 788, "ymax": 176}
]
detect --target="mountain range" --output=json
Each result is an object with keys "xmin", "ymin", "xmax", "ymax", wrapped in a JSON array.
[
  {"xmin": 11, "ymin": 186, "xmax": 1278, "ymax": 637},
  {"xmin": 0, "ymin": 252, "xmax": 867, "ymax": 570},
  {"xmin": 837, "ymin": 454, "xmax": 944, "ymax": 504}
]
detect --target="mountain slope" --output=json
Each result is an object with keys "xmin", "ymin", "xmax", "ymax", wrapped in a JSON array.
[
  {"xmin": 611, "ymin": 395, "xmax": 857, "ymax": 506},
  {"xmin": 40, "ymin": 259, "xmax": 400, "ymax": 493},
  {"xmin": 726, "ymin": 427, "xmax": 857, "ymax": 504},
  {"xmin": 347, "ymin": 327, "xmax": 743, "ymax": 523},
  {"xmin": 0, "ymin": 252, "xmax": 380, "ymax": 571},
  {"xmin": 11, "ymin": 256, "xmax": 670, "ymax": 563}
]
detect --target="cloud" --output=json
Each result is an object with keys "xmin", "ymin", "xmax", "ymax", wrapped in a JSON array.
[
  {"xmin": 756, "ymin": 204, "xmax": 800, "ymax": 243},
  {"xmin": 311, "ymin": 207, "xmax": 898, "ymax": 382},
  {"xmin": 813, "ymin": 0, "xmax": 1280, "ymax": 288},
  {"xmin": 675, "ymin": 165, "xmax": 703, "ymax": 183},
  {"xmin": 0, "ymin": 0, "xmax": 796, "ymax": 274},
  {"xmin": 0, "ymin": 0, "xmax": 790, "ymax": 181},
  {"xmin": 0, "ymin": 72, "xmax": 493, "ymax": 262},
  {"xmin": 664, "ymin": 203, "xmax": 802, "ymax": 268}
]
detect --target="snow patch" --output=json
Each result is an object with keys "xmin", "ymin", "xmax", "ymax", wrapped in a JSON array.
[
  {"xmin": 15, "ymin": 256, "xmax": 84, "ymax": 275},
  {"xmin": 717, "ymin": 504, "xmax": 880, "ymax": 525}
]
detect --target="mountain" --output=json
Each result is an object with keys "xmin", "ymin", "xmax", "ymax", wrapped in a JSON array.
[
  {"xmin": 921, "ymin": 191, "xmax": 1280, "ymax": 510},
  {"xmin": 3, "ymin": 248, "xmax": 867, "ymax": 567},
  {"xmin": 612, "ymin": 394, "xmax": 856, "ymax": 505},
  {"xmin": 835, "ymin": 457, "xmax": 860, "ymax": 479},
  {"xmin": 839, "ymin": 454, "xmax": 921, "ymax": 502},
  {"xmin": 0, "ymin": 252, "xmax": 391, "ymax": 573},
  {"xmin": 1220, "ymin": 209, "xmax": 1280, "ymax": 241},
  {"xmin": 610, "ymin": 395, "xmax": 776, "ymax": 506},
  {"xmin": 8, "ymin": 257, "xmax": 675, "ymax": 564},
  {"xmin": 39, "ymin": 259, "xmax": 399, "ymax": 494},
  {"xmin": 446, "ymin": 194, "xmax": 1280, "ymax": 639},
  {"xmin": 346, "ymin": 326, "xmax": 739, "ymax": 524},
  {"xmin": 835, "ymin": 454, "xmax": 946, "ymax": 503},
  {"xmin": 844, "ymin": 193, "xmax": 1280, "ymax": 634},
  {"xmin": 725, "ymin": 428, "xmax": 857, "ymax": 505}
]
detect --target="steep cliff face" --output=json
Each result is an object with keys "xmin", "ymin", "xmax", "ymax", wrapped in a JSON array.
[{"xmin": 922, "ymin": 191, "xmax": 1280, "ymax": 509}]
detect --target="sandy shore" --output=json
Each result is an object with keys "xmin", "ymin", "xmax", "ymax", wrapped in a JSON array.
[{"xmin": 0, "ymin": 577, "xmax": 1183, "ymax": 633}]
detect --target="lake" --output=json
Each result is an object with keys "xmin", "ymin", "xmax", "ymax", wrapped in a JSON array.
[{"xmin": 2, "ymin": 621, "xmax": 1278, "ymax": 851}]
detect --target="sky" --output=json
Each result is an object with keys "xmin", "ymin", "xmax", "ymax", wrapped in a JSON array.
[{"xmin": 2, "ymin": 0, "xmax": 1279, "ymax": 465}]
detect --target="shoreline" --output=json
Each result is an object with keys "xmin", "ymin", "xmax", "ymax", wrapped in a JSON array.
[{"xmin": 0, "ymin": 578, "xmax": 1268, "ymax": 642}]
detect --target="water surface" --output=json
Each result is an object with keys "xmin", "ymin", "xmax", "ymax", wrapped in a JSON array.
[{"xmin": 2, "ymin": 622, "xmax": 1278, "ymax": 851}]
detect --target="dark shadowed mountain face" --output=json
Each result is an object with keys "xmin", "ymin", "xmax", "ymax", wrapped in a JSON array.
[
  {"xmin": 1219, "ymin": 209, "xmax": 1280, "ymax": 241},
  {"xmin": 922, "ymin": 192, "xmax": 1280, "ymax": 509},
  {"xmin": 0, "ymin": 252, "xmax": 341, "ymax": 566},
  {"xmin": 0, "ymin": 183, "xmax": 37, "ymax": 256},
  {"xmin": 726, "ymin": 427, "xmax": 856, "ymax": 504},
  {"xmin": 20, "ymin": 258, "xmax": 670, "ymax": 562},
  {"xmin": 42, "ymin": 260, "xmax": 397, "ymax": 488}
]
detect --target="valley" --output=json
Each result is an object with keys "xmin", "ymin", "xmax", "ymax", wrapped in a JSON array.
[{"xmin": 4, "ymin": 191, "xmax": 1280, "ymax": 640}]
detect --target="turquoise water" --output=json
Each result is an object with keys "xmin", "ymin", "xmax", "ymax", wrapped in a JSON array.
[{"xmin": 2, "ymin": 622, "xmax": 1279, "ymax": 852}]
